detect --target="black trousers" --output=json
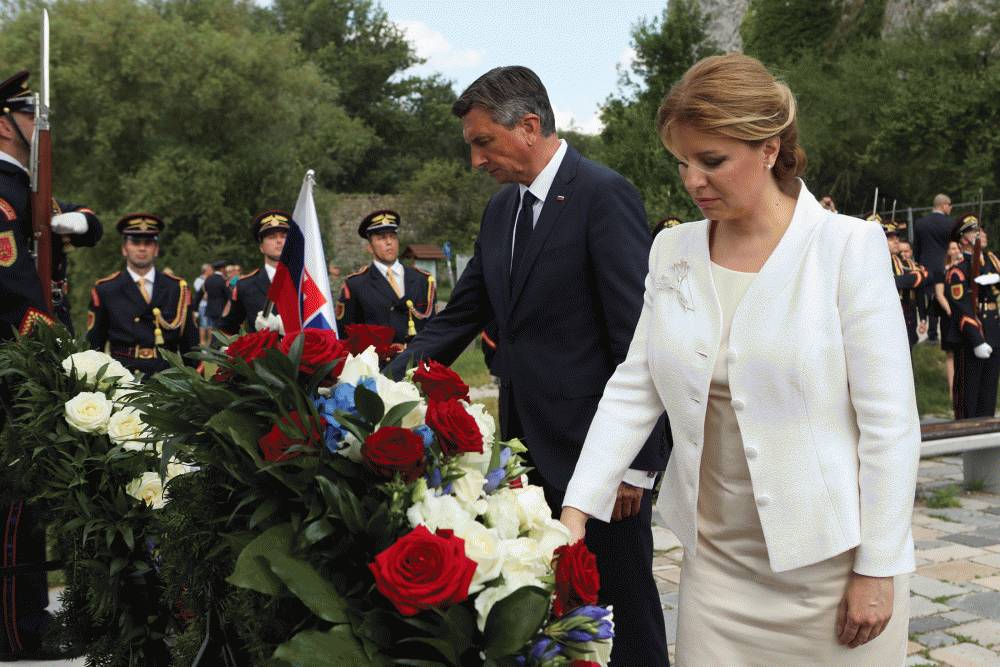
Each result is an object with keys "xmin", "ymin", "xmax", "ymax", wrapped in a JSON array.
[
  {"xmin": 924, "ymin": 284, "xmax": 939, "ymax": 341},
  {"xmin": 2, "ymin": 502, "xmax": 49, "ymax": 655},
  {"xmin": 953, "ymin": 344, "xmax": 1000, "ymax": 419},
  {"xmin": 505, "ymin": 390, "xmax": 669, "ymax": 667}
]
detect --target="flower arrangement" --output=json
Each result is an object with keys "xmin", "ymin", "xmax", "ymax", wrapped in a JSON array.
[{"xmin": 0, "ymin": 323, "xmax": 613, "ymax": 665}]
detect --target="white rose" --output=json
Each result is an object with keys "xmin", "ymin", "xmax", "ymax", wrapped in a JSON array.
[
  {"xmin": 451, "ymin": 469, "xmax": 487, "ymax": 515},
  {"xmin": 107, "ymin": 407, "xmax": 149, "ymax": 451},
  {"xmin": 473, "ymin": 551, "xmax": 546, "ymax": 632},
  {"xmin": 64, "ymin": 391, "xmax": 113, "ymax": 434},
  {"xmin": 406, "ymin": 493, "xmax": 476, "ymax": 532},
  {"xmin": 453, "ymin": 521, "xmax": 504, "ymax": 593},
  {"xmin": 484, "ymin": 488, "xmax": 521, "ymax": 540},
  {"xmin": 126, "ymin": 472, "xmax": 166, "ymax": 509},
  {"xmin": 455, "ymin": 402, "xmax": 496, "ymax": 475},
  {"xmin": 62, "ymin": 350, "xmax": 133, "ymax": 388},
  {"xmin": 514, "ymin": 485, "xmax": 553, "ymax": 533},
  {"xmin": 166, "ymin": 457, "xmax": 198, "ymax": 479},
  {"xmin": 111, "ymin": 386, "xmax": 140, "ymax": 408},
  {"xmin": 374, "ymin": 375, "xmax": 423, "ymax": 426},
  {"xmin": 530, "ymin": 518, "xmax": 572, "ymax": 562},
  {"xmin": 338, "ymin": 348, "xmax": 381, "ymax": 385}
]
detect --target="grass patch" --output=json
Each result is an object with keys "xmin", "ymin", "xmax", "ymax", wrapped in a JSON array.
[
  {"xmin": 965, "ymin": 479, "xmax": 987, "ymax": 493},
  {"xmin": 912, "ymin": 343, "xmax": 953, "ymax": 418},
  {"xmin": 926, "ymin": 484, "xmax": 963, "ymax": 509},
  {"xmin": 928, "ymin": 513, "xmax": 958, "ymax": 523},
  {"xmin": 450, "ymin": 342, "xmax": 493, "ymax": 388},
  {"xmin": 949, "ymin": 633, "xmax": 976, "ymax": 645},
  {"xmin": 932, "ymin": 594, "xmax": 957, "ymax": 604}
]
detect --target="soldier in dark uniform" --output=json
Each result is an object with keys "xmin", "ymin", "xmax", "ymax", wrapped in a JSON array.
[
  {"xmin": 336, "ymin": 210, "xmax": 436, "ymax": 345},
  {"xmin": 218, "ymin": 210, "xmax": 289, "ymax": 335},
  {"xmin": 877, "ymin": 215, "xmax": 927, "ymax": 349},
  {"xmin": 0, "ymin": 70, "xmax": 74, "ymax": 661},
  {"xmin": 652, "ymin": 215, "xmax": 682, "ymax": 237},
  {"xmin": 86, "ymin": 214, "xmax": 198, "ymax": 377},
  {"xmin": 0, "ymin": 71, "xmax": 102, "ymax": 336},
  {"xmin": 945, "ymin": 214, "xmax": 1000, "ymax": 419}
]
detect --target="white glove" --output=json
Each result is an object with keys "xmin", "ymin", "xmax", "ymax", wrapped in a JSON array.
[
  {"xmin": 975, "ymin": 343, "xmax": 993, "ymax": 359},
  {"xmin": 50, "ymin": 211, "xmax": 88, "ymax": 235},
  {"xmin": 974, "ymin": 273, "xmax": 1000, "ymax": 286}
]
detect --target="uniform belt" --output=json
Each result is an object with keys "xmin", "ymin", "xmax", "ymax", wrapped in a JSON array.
[
  {"xmin": 980, "ymin": 302, "xmax": 998, "ymax": 312},
  {"xmin": 111, "ymin": 345, "xmax": 159, "ymax": 360}
]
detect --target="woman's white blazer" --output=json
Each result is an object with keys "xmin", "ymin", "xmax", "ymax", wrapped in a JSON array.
[{"xmin": 564, "ymin": 181, "xmax": 920, "ymax": 576}]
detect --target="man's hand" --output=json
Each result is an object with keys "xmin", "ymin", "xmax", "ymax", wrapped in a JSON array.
[
  {"xmin": 836, "ymin": 573, "xmax": 894, "ymax": 648},
  {"xmin": 612, "ymin": 482, "xmax": 643, "ymax": 521}
]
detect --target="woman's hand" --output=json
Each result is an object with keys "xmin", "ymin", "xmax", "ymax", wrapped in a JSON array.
[
  {"xmin": 559, "ymin": 506, "xmax": 589, "ymax": 544},
  {"xmin": 836, "ymin": 573, "xmax": 894, "ymax": 648}
]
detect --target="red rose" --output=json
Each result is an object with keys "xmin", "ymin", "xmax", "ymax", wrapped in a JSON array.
[
  {"xmin": 368, "ymin": 525, "xmax": 476, "ymax": 616},
  {"xmin": 280, "ymin": 329, "xmax": 349, "ymax": 377},
  {"xmin": 569, "ymin": 662, "xmax": 601, "ymax": 667},
  {"xmin": 345, "ymin": 324, "xmax": 396, "ymax": 360},
  {"xmin": 362, "ymin": 426, "xmax": 427, "ymax": 481},
  {"xmin": 412, "ymin": 360, "xmax": 469, "ymax": 402},
  {"xmin": 258, "ymin": 411, "xmax": 325, "ymax": 462},
  {"xmin": 425, "ymin": 399, "xmax": 482, "ymax": 456},
  {"xmin": 227, "ymin": 330, "xmax": 280, "ymax": 364},
  {"xmin": 552, "ymin": 540, "xmax": 600, "ymax": 617}
]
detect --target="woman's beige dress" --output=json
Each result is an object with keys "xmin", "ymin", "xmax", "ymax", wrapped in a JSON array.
[{"xmin": 674, "ymin": 262, "xmax": 909, "ymax": 666}]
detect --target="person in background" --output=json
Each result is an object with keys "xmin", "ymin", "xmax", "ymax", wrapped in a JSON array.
[
  {"xmin": 935, "ymin": 241, "xmax": 964, "ymax": 394},
  {"xmin": 202, "ymin": 260, "xmax": 228, "ymax": 343},
  {"xmin": 192, "ymin": 263, "xmax": 212, "ymax": 346},
  {"xmin": 898, "ymin": 238, "xmax": 929, "ymax": 341},
  {"xmin": 913, "ymin": 194, "xmax": 955, "ymax": 342},
  {"xmin": 820, "ymin": 195, "xmax": 837, "ymax": 213}
]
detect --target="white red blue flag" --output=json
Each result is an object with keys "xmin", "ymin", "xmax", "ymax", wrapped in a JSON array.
[{"xmin": 267, "ymin": 170, "xmax": 338, "ymax": 335}]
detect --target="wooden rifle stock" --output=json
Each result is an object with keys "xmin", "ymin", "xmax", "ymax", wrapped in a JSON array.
[{"xmin": 31, "ymin": 126, "xmax": 53, "ymax": 314}]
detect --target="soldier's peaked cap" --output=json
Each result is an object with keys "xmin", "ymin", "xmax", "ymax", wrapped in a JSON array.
[
  {"xmin": 116, "ymin": 213, "xmax": 165, "ymax": 239},
  {"xmin": 253, "ymin": 209, "xmax": 292, "ymax": 241},
  {"xmin": 358, "ymin": 210, "xmax": 400, "ymax": 239},
  {"xmin": 0, "ymin": 70, "xmax": 35, "ymax": 114}
]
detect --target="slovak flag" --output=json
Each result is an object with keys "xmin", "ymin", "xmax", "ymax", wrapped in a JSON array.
[{"xmin": 267, "ymin": 170, "xmax": 339, "ymax": 336}]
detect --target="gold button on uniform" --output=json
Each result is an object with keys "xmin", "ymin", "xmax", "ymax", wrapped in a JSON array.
[{"xmin": 133, "ymin": 316, "xmax": 140, "ymax": 322}]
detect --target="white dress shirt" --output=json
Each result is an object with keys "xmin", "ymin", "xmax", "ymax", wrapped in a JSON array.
[
  {"xmin": 264, "ymin": 263, "xmax": 277, "ymax": 282},
  {"xmin": 372, "ymin": 260, "xmax": 404, "ymax": 292},
  {"xmin": 0, "ymin": 150, "xmax": 27, "ymax": 174},
  {"xmin": 127, "ymin": 266, "xmax": 156, "ymax": 298}
]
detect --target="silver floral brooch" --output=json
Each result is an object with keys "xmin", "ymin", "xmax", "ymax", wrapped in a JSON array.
[{"xmin": 656, "ymin": 259, "xmax": 694, "ymax": 311}]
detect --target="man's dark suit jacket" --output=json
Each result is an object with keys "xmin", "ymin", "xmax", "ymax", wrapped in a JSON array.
[
  {"xmin": 203, "ymin": 272, "xmax": 229, "ymax": 321},
  {"xmin": 219, "ymin": 267, "xmax": 271, "ymax": 334},
  {"xmin": 388, "ymin": 145, "xmax": 670, "ymax": 490},
  {"xmin": 914, "ymin": 211, "xmax": 955, "ymax": 275}
]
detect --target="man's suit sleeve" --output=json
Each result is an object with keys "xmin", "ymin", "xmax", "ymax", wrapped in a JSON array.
[
  {"xmin": 218, "ymin": 283, "xmax": 245, "ymax": 335},
  {"xmin": 385, "ymin": 233, "xmax": 492, "ymax": 378},
  {"xmin": 587, "ymin": 177, "xmax": 653, "ymax": 363},
  {"xmin": 86, "ymin": 285, "xmax": 109, "ymax": 351}
]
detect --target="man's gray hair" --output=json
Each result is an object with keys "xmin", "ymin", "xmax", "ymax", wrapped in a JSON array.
[
  {"xmin": 933, "ymin": 193, "xmax": 951, "ymax": 208},
  {"xmin": 452, "ymin": 66, "xmax": 556, "ymax": 136}
]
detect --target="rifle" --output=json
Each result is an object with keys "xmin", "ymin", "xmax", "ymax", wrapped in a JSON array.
[{"xmin": 30, "ymin": 9, "xmax": 52, "ymax": 314}]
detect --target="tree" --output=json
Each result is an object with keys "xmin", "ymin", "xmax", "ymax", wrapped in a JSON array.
[{"xmin": 598, "ymin": 0, "xmax": 720, "ymax": 222}]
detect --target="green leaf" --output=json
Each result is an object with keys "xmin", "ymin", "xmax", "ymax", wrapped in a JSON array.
[
  {"xmin": 268, "ymin": 553, "xmax": 349, "ymax": 623},
  {"xmin": 225, "ymin": 523, "xmax": 293, "ymax": 595},
  {"xmin": 483, "ymin": 586, "xmax": 550, "ymax": 659},
  {"xmin": 273, "ymin": 626, "xmax": 376, "ymax": 667},
  {"xmin": 206, "ymin": 410, "xmax": 261, "ymax": 460},
  {"xmin": 302, "ymin": 518, "xmax": 335, "ymax": 545},
  {"xmin": 381, "ymin": 400, "xmax": 421, "ymax": 428},
  {"xmin": 249, "ymin": 499, "xmax": 279, "ymax": 529},
  {"xmin": 354, "ymin": 384, "xmax": 385, "ymax": 424}
]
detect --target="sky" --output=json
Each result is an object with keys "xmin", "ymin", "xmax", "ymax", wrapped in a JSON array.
[{"xmin": 382, "ymin": 0, "xmax": 668, "ymax": 134}]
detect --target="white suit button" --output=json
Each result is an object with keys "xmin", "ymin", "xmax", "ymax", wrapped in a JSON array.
[
  {"xmin": 756, "ymin": 494, "xmax": 771, "ymax": 507},
  {"xmin": 731, "ymin": 398, "xmax": 745, "ymax": 411},
  {"xmin": 745, "ymin": 446, "xmax": 758, "ymax": 460}
]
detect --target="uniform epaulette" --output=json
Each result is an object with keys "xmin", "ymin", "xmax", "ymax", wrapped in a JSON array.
[
  {"xmin": 240, "ymin": 268, "xmax": 260, "ymax": 281},
  {"xmin": 160, "ymin": 271, "xmax": 182, "ymax": 282},
  {"xmin": 95, "ymin": 270, "xmax": 121, "ymax": 286},
  {"xmin": 411, "ymin": 266, "xmax": 432, "ymax": 277},
  {"xmin": 345, "ymin": 265, "xmax": 369, "ymax": 279}
]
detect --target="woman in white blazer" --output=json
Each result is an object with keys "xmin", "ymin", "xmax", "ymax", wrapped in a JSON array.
[{"xmin": 561, "ymin": 54, "xmax": 919, "ymax": 665}]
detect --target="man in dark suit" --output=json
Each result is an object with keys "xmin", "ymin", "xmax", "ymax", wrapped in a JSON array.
[
  {"xmin": 385, "ymin": 66, "xmax": 669, "ymax": 666},
  {"xmin": 202, "ymin": 259, "xmax": 228, "ymax": 339},
  {"xmin": 913, "ymin": 194, "xmax": 954, "ymax": 341},
  {"xmin": 86, "ymin": 214, "xmax": 198, "ymax": 376},
  {"xmin": 218, "ymin": 209, "xmax": 290, "ymax": 334},
  {"xmin": 336, "ymin": 210, "xmax": 436, "ymax": 344}
]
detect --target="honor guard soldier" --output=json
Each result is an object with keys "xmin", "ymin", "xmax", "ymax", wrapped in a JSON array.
[
  {"xmin": 876, "ymin": 214, "xmax": 927, "ymax": 348},
  {"xmin": 1, "ymin": 70, "xmax": 103, "ymax": 338},
  {"xmin": 86, "ymin": 214, "xmax": 198, "ymax": 377},
  {"xmin": 218, "ymin": 209, "xmax": 290, "ymax": 334},
  {"xmin": 945, "ymin": 214, "xmax": 1000, "ymax": 418},
  {"xmin": 652, "ymin": 215, "xmax": 683, "ymax": 237},
  {"xmin": 336, "ymin": 210, "xmax": 436, "ymax": 344}
]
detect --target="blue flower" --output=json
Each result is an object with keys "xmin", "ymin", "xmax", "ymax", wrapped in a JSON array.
[
  {"xmin": 528, "ymin": 637, "xmax": 561, "ymax": 663},
  {"xmin": 499, "ymin": 446, "xmax": 512, "ymax": 467},
  {"xmin": 413, "ymin": 424, "xmax": 434, "ymax": 449},
  {"xmin": 313, "ymin": 378, "xmax": 375, "ymax": 454},
  {"xmin": 426, "ymin": 467, "xmax": 443, "ymax": 488},
  {"xmin": 483, "ymin": 466, "xmax": 505, "ymax": 493}
]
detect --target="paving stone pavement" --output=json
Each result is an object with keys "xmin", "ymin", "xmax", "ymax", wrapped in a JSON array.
[{"xmin": 654, "ymin": 456, "xmax": 1000, "ymax": 665}]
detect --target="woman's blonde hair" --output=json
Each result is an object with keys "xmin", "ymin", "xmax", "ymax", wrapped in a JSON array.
[{"xmin": 656, "ymin": 53, "xmax": 806, "ymax": 182}]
